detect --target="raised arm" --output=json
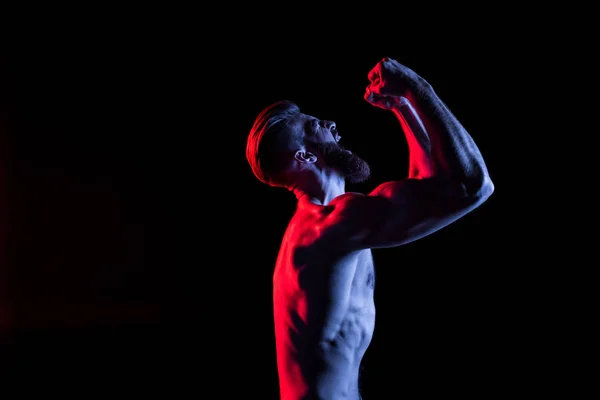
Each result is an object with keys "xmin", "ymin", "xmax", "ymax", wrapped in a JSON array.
[
  {"xmin": 365, "ymin": 57, "xmax": 492, "ymax": 191},
  {"xmin": 320, "ymin": 59, "xmax": 494, "ymax": 251}
]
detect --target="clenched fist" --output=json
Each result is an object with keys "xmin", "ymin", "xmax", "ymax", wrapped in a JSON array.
[{"xmin": 364, "ymin": 58, "xmax": 431, "ymax": 110}]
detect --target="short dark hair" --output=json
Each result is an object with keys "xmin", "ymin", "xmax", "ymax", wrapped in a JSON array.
[{"xmin": 246, "ymin": 100, "xmax": 301, "ymax": 187}]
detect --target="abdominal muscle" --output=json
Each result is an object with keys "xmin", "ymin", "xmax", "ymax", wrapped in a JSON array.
[
  {"xmin": 316, "ymin": 301, "xmax": 375, "ymax": 399},
  {"xmin": 274, "ymin": 250, "xmax": 376, "ymax": 400}
]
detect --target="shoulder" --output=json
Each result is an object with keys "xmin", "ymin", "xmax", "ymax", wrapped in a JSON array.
[
  {"xmin": 311, "ymin": 192, "xmax": 391, "ymax": 246},
  {"xmin": 326, "ymin": 192, "xmax": 390, "ymax": 220}
]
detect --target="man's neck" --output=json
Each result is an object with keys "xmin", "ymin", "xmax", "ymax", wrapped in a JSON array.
[{"xmin": 292, "ymin": 175, "xmax": 345, "ymax": 206}]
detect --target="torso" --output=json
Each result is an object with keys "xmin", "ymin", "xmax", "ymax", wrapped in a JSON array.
[{"xmin": 273, "ymin": 200, "xmax": 376, "ymax": 400}]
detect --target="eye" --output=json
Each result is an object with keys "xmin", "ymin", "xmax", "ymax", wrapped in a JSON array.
[
  {"xmin": 305, "ymin": 120, "xmax": 318, "ymax": 135},
  {"xmin": 311, "ymin": 120, "xmax": 319, "ymax": 134}
]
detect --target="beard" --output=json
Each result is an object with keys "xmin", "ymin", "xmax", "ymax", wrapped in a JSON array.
[{"xmin": 307, "ymin": 140, "xmax": 371, "ymax": 184}]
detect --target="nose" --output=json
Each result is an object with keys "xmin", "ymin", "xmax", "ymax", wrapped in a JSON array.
[
  {"xmin": 323, "ymin": 120, "xmax": 335, "ymax": 130},
  {"xmin": 322, "ymin": 120, "xmax": 339, "ymax": 140}
]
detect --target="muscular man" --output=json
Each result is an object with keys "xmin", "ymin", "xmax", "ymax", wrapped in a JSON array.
[{"xmin": 246, "ymin": 58, "xmax": 494, "ymax": 400}]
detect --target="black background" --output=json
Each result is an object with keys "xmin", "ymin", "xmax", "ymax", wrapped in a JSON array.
[{"xmin": 0, "ymin": 12, "xmax": 554, "ymax": 399}]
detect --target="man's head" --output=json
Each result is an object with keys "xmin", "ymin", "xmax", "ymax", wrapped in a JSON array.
[{"xmin": 246, "ymin": 100, "xmax": 370, "ymax": 189}]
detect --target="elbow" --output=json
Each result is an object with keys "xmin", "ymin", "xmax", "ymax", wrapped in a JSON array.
[
  {"xmin": 435, "ymin": 175, "xmax": 494, "ymax": 206},
  {"xmin": 468, "ymin": 176, "xmax": 494, "ymax": 205},
  {"xmin": 449, "ymin": 174, "xmax": 494, "ymax": 204},
  {"xmin": 480, "ymin": 176, "xmax": 495, "ymax": 198}
]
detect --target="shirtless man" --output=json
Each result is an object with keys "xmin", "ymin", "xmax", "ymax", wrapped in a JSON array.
[{"xmin": 245, "ymin": 58, "xmax": 494, "ymax": 400}]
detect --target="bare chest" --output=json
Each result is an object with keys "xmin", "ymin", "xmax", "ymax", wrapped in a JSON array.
[{"xmin": 350, "ymin": 249, "xmax": 375, "ymax": 295}]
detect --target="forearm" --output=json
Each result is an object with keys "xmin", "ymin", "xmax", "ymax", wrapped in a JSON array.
[
  {"xmin": 393, "ymin": 97, "xmax": 434, "ymax": 179},
  {"xmin": 401, "ymin": 84, "xmax": 493, "ymax": 194}
]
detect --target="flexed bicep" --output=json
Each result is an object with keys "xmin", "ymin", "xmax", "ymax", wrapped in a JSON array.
[{"xmin": 323, "ymin": 177, "xmax": 489, "ymax": 252}]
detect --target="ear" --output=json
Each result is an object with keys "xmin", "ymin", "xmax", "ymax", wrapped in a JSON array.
[{"xmin": 294, "ymin": 150, "xmax": 317, "ymax": 164}]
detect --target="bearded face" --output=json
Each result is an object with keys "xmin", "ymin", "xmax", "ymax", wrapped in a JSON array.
[{"xmin": 306, "ymin": 140, "xmax": 371, "ymax": 184}]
